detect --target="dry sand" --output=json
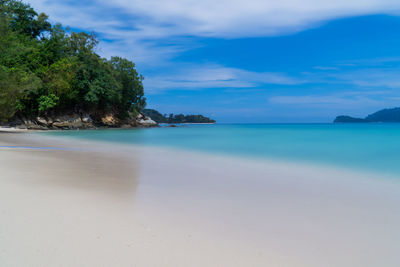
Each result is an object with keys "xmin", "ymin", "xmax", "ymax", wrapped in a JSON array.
[{"xmin": 1, "ymin": 132, "xmax": 400, "ymax": 266}]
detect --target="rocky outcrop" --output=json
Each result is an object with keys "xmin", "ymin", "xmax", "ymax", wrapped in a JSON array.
[
  {"xmin": 8, "ymin": 112, "xmax": 157, "ymax": 130},
  {"xmin": 13, "ymin": 114, "xmax": 95, "ymax": 130},
  {"xmin": 101, "ymin": 114, "xmax": 119, "ymax": 127},
  {"xmin": 136, "ymin": 113, "xmax": 157, "ymax": 126}
]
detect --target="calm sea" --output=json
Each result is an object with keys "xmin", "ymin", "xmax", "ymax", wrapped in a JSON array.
[{"xmin": 43, "ymin": 123, "xmax": 400, "ymax": 176}]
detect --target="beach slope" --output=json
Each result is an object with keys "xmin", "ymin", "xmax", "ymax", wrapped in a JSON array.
[{"xmin": 1, "ymin": 133, "xmax": 400, "ymax": 266}]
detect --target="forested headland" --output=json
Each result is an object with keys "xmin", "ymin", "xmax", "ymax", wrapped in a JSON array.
[
  {"xmin": 334, "ymin": 107, "xmax": 400, "ymax": 123},
  {"xmin": 0, "ymin": 0, "xmax": 148, "ymax": 128},
  {"xmin": 142, "ymin": 109, "xmax": 216, "ymax": 124}
]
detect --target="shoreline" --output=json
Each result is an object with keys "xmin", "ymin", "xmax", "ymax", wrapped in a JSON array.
[
  {"xmin": 1, "ymin": 133, "xmax": 400, "ymax": 266},
  {"xmin": 0, "ymin": 126, "xmax": 31, "ymax": 133},
  {"xmin": 0, "ymin": 124, "xmax": 158, "ymax": 133},
  {"xmin": 159, "ymin": 122, "xmax": 217, "ymax": 125},
  {"xmin": 34, "ymin": 128, "xmax": 400, "ymax": 181}
]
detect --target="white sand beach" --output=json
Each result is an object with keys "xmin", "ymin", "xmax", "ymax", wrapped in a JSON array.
[{"xmin": 1, "ymin": 132, "xmax": 400, "ymax": 266}]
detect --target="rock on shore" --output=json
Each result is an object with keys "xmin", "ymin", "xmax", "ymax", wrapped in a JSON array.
[{"xmin": 4, "ymin": 112, "xmax": 158, "ymax": 130}]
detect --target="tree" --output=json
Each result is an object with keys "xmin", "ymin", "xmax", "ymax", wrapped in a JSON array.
[
  {"xmin": 0, "ymin": 0, "xmax": 147, "ymax": 122},
  {"xmin": 73, "ymin": 54, "xmax": 120, "ymax": 114},
  {"xmin": 68, "ymin": 31, "xmax": 98, "ymax": 56},
  {"xmin": 142, "ymin": 109, "xmax": 216, "ymax": 123},
  {"xmin": 0, "ymin": 66, "xmax": 41, "ymax": 120},
  {"xmin": 38, "ymin": 93, "xmax": 58, "ymax": 114},
  {"xmin": 110, "ymin": 57, "xmax": 146, "ymax": 118},
  {"xmin": 1, "ymin": 0, "xmax": 50, "ymax": 38}
]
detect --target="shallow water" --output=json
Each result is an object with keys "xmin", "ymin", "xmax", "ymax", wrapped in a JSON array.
[
  {"xmin": 4, "ymin": 132, "xmax": 400, "ymax": 267},
  {"xmin": 43, "ymin": 123, "xmax": 400, "ymax": 176}
]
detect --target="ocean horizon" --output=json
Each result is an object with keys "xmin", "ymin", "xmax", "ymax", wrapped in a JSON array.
[{"xmin": 42, "ymin": 123, "xmax": 400, "ymax": 177}]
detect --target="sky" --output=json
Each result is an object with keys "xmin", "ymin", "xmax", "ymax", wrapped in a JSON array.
[{"xmin": 27, "ymin": 0, "xmax": 400, "ymax": 122}]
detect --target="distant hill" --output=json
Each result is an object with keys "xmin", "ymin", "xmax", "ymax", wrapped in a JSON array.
[
  {"xmin": 142, "ymin": 109, "xmax": 216, "ymax": 124},
  {"xmin": 333, "ymin": 116, "xmax": 367, "ymax": 123},
  {"xmin": 334, "ymin": 107, "xmax": 400, "ymax": 123}
]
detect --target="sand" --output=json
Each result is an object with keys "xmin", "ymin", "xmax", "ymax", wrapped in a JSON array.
[{"xmin": 1, "ymin": 132, "xmax": 400, "ymax": 266}]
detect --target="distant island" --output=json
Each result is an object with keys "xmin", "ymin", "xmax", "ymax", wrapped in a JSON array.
[
  {"xmin": 334, "ymin": 107, "xmax": 400, "ymax": 123},
  {"xmin": 143, "ymin": 109, "xmax": 216, "ymax": 124}
]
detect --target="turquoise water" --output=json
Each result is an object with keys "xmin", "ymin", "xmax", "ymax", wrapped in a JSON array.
[{"xmin": 43, "ymin": 124, "xmax": 400, "ymax": 176}]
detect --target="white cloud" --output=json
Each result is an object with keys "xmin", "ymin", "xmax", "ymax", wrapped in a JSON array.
[
  {"xmin": 24, "ymin": 0, "xmax": 400, "ymax": 101},
  {"xmin": 330, "ymin": 69, "xmax": 400, "ymax": 88},
  {"xmin": 313, "ymin": 66, "xmax": 339, "ymax": 71},
  {"xmin": 269, "ymin": 95, "xmax": 380, "ymax": 106},
  {"xmin": 268, "ymin": 89, "xmax": 400, "ymax": 113},
  {"xmin": 291, "ymin": 63, "xmax": 400, "ymax": 89},
  {"xmin": 143, "ymin": 64, "xmax": 302, "ymax": 93},
  {"xmin": 26, "ymin": 0, "xmax": 400, "ymax": 67},
  {"xmin": 100, "ymin": 0, "xmax": 400, "ymax": 38}
]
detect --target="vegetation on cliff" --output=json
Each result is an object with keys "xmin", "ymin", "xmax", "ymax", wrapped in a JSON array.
[
  {"xmin": 142, "ymin": 109, "xmax": 216, "ymax": 123},
  {"xmin": 0, "ymin": 0, "xmax": 146, "ymax": 123},
  {"xmin": 333, "ymin": 116, "xmax": 367, "ymax": 123},
  {"xmin": 334, "ymin": 107, "xmax": 400, "ymax": 123}
]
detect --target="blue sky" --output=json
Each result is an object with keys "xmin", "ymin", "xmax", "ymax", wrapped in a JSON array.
[{"xmin": 28, "ymin": 0, "xmax": 400, "ymax": 122}]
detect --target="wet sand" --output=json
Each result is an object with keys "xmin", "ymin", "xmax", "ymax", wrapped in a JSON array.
[{"xmin": 1, "ymin": 132, "xmax": 400, "ymax": 266}]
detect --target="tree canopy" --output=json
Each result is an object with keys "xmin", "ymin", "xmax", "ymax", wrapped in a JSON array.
[
  {"xmin": 142, "ymin": 109, "xmax": 216, "ymax": 124},
  {"xmin": 0, "ymin": 0, "xmax": 146, "ymax": 121}
]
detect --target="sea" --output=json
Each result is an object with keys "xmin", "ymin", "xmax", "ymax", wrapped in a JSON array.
[{"xmin": 43, "ymin": 123, "xmax": 400, "ymax": 177}]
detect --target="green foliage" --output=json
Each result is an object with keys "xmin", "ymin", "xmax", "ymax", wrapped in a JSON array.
[
  {"xmin": 110, "ymin": 57, "xmax": 146, "ymax": 118},
  {"xmin": 1, "ymin": 0, "xmax": 50, "ymax": 38},
  {"xmin": 0, "ymin": 0, "xmax": 146, "ymax": 122},
  {"xmin": 141, "ymin": 109, "xmax": 165, "ymax": 123},
  {"xmin": 38, "ymin": 93, "xmax": 59, "ymax": 113},
  {"xmin": 0, "ymin": 66, "xmax": 41, "ymax": 120},
  {"xmin": 335, "ymin": 107, "xmax": 400, "ymax": 123},
  {"xmin": 142, "ymin": 109, "xmax": 216, "ymax": 124}
]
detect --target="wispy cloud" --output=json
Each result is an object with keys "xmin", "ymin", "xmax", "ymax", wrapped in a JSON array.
[
  {"xmin": 268, "ymin": 89, "xmax": 400, "ymax": 113},
  {"xmin": 142, "ymin": 60, "xmax": 400, "ymax": 93},
  {"xmin": 337, "ymin": 57, "xmax": 400, "ymax": 67},
  {"xmin": 344, "ymin": 70, "xmax": 400, "ymax": 88},
  {"xmin": 313, "ymin": 66, "xmax": 340, "ymax": 71},
  {"xmin": 269, "ymin": 95, "xmax": 381, "ymax": 107},
  {"xmin": 27, "ymin": 0, "xmax": 400, "ymax": 67},
  {"xmin": 297, "ymin": 60, "xmax": 400, "ymax": 89},
  {"xmin": 86, "ymin": 0, "xmax": 400, "ymax": 38},
  {"xmin": 143, "ymin": 64, "xmax": 302, "ymax": 93},
  {"xmin": 320, "ymin": 68, "xmax": 400, "ymax": 88}
]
